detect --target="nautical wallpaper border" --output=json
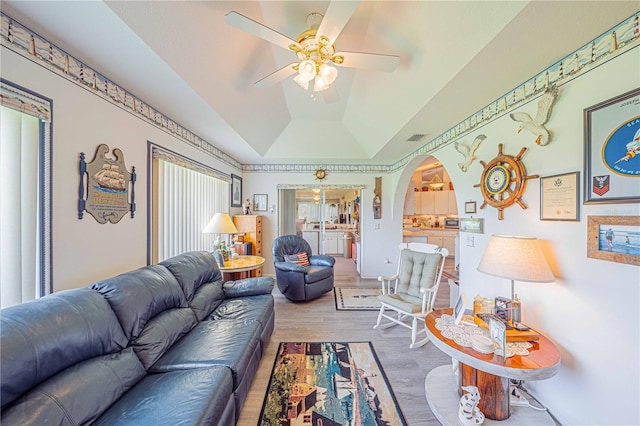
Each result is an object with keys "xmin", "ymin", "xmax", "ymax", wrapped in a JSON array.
[{"xmin": 1, "ymin": 12, "xmax": 638, "ymax": 174}]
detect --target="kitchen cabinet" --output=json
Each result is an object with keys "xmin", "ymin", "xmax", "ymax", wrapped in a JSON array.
[
  {"xmin": 324, "ymin": 231, "xmax": 344, "ymax": 255},
  {"xmin": 423, "ymin": 230, "xmax": 457, "ymax": 254},
  {"xmin": 403, "ymin": 235, "xmax": 427, "ymax": 243},
  {"xmin": 434, "ymin": 192, "xmax": 448, "ymax": 214},
  {"xmin": 302, "ymin": 231, "xmax": 319, "ymax": 253},
  {"xmin": 412, "ymin": 191, "xmax": 457, "ymax": 215}
]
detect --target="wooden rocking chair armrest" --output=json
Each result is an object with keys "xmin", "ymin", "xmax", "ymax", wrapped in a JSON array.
[
  {"xmin": 419, "ymin": 286, "xmax": 437, "ymax": 294},
  {"xmin": 378, "ymin": 274, "xmax": 398, "ymax": 282}
]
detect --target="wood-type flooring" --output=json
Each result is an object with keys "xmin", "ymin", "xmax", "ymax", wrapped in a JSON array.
[{"xmin": 237, "ymin": 256, "xmax": 454, "ymax": 425}]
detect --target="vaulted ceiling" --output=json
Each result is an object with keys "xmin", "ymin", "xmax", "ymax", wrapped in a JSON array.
[{"xmin": 2, "ymin": 1, "xmax": 637, "ymax": 166}]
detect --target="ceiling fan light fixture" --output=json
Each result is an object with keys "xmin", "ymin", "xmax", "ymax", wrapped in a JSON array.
[
  {"xmin": 318, "ymin": 63, "xmax": 338, "ymax": 84},
  {"xmin": 294, "ymin": 73, "xmax": 310, "ymax": 90},
  {"xmin": 313, "ymin": 75, "xmax": 330, "ymax": 92},
  {"xmin": 298, "ymin": 59, "xmax": 316, "ymax": 80}
]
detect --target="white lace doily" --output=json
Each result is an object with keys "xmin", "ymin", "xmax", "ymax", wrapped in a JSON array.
[{"xmin": 435, "ymin": 314, "xmax": 532, "ymax": 357}]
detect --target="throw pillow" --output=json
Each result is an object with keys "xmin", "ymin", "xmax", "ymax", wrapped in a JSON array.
[{"xmin": 284, "ymin": 252, "xmax": 310, "ymax": 266}]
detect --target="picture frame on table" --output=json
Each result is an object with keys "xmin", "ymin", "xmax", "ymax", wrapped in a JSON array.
[
  {"xmin": 253, "ymin": 194, "xmax": 268, "ymax": 212},
  {"xmin": 583, "ymin": 88, "xmax": 640, "ymax": 204},
  {"xmin": 453, "ymin": 292, "xmax": 467, "ymax": 325},
  {"xmin": 231, "ymin": 174, "xmax": 242, "ymax": 207},
  {"xmin": 464, "ymin": 201, "xmax": 477, "ymax": 214},
  {"xmin": 587, "ymin": 215, "xmax": 640, "ymax": 266},
  {"xmin": 540, "ymin": 171, "xmax": 580, "ymax": 221}
]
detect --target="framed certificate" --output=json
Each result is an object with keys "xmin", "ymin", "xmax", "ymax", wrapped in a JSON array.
[{"xmin": 540, "ymin": 171, "xmax": 580, "ymax": 221}]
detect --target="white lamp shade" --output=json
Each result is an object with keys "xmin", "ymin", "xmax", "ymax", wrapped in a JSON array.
[
  {"xmin": 203, "ymin": 212, "xmax": 238, "ymax": 235},
  {"xmin": 477, "ymin": 234, "xmax": 554, "ymax": 283}
]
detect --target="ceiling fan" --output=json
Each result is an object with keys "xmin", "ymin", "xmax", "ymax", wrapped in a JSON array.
[{"xmin": 225, "ymin": 1, "xmax": 400, "ymax": 98}]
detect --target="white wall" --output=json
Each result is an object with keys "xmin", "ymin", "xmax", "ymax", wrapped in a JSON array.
[
  {"xmin": 1, "ymin": 48, "xmax": 237, "ymax": 291},
  {"xmin": 390, "ymin": 50, "xmax": 639, "ymax": 425},
  {"xmin": 3, "ymin": 21, "xmax": 639, "ymax": 425}
]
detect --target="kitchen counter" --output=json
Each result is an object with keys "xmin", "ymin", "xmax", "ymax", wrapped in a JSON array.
[
  {"xmin": 402, "ymin": 228, "xmax": 458, "ymax": 255},
  {"xmin": 403, "ymin": 228, "xmax": 458, "ymax": 235}
]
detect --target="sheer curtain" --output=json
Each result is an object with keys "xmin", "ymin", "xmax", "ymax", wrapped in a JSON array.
[
  {"xmin": 278, "ymin": 188, "xmax": 296, "ymax": 237},
  {"xmin": 0, "ymin": 106, "xmax": 40, "ymax": 308},
  {"xmin": 151, "ymin": 148, "xmax": 230, "ymax": 263}
]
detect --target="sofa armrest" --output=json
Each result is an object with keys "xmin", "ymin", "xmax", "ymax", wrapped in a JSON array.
[
  {"xmin": 274, "ymin": 261, "xmax": 308, "ymax": 273},
  {"xmin": 309, "ymin": 255, "xmax": 335, "ymax": 267},
  {"xmin": 223, "ymin": 276, "xmax": 274, "ymax": 298}
]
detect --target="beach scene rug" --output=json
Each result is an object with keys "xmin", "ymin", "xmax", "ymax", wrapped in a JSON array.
[
  {"xmin": 259, "ymin": 342, "xmax": 406, "ymax": 426},
  {"xmin": 334, "ymin": 287, "xmax": 382, "ymax": 311}
]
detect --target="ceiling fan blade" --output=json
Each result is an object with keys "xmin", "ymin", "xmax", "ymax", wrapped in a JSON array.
[
  {"xmin": 336, "ymin": 51, "xmax": 400, "ymax": 72},
  {"xmin": 322, "ymin": 85, "xmax": 340, "ymax": 104},
  {"xmin": 255, "ymin": 63, "xmax": 298, "ymax": 88},
  {"xmin": 225, "ymin": 11, "xmax": 299, "ymax": 52},
  {"xmin": 316, "ymin": 1, "xmax": 360, "ymax": 45}
]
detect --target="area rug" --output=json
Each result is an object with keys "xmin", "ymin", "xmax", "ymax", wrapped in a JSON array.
[
  {"xmin": 334, "ymin": 287, "xmax": 382, "ymax": 311},
  {"xmin": 259, "ymin": 342, "xmax": 407, "ymax": 426}
]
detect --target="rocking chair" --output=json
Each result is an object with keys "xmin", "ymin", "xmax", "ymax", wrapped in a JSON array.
[{"xmin": 373, "ymin": 242, "xmax": 448, "ymax": 348}]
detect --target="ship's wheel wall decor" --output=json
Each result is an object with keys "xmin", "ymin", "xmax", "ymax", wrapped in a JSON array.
[{"xmin": 474, "ymin": 143, "xmax": 538, "ymax": 220}]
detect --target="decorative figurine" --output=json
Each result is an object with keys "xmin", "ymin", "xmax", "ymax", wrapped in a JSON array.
[
  {"xmin": 244, "ymin": 198, "xmax": 252, "ymax": 215},
  {"xmin": 458, "ymin": 385, "xmax": 485, "ymax": 425},
  {"xmin": 455, "ymin": 134, "xmax": 486, "ymax": 172},
  {"xmin": 510, "ymin": 85, "xmax": 558, "ymax": 146}
]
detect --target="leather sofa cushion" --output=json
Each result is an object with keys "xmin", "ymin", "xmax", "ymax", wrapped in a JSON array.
[
  {"xmin": 159, "ymin": 251, "xmax": 222, "ymax": 301},
  {"xmin": 94, "ymin": 367, "xmax": 234, "ymax": 426},
  {"xmin": 0, "ymin": 288, "xmax": 128, "ymax": 408},
  {"xmin": 149, "ymin": 319, "xmax": 261, "ymax": 390},
  {"xmin": 210, "ymin": 294, "xmax": 274, "ymax": 327},
  {"xmin": 304, "ymin": 265, "xmax": 333, "ymax": 283},
  {"xmin": 189, "ymin": 280, "xmax": 225, "ymax": 321},
  {"xmin": 132, "ymin": 307, "xmax": 197, "ymax": 369},
  {"xmin": 1, "ymin": 348, "xmax": 145, "ymax": 425},
  {"xmin": 223, "ymin": 276, "xmax": 274, "ymax": 298},
  {"xmin": 90, "ymin": 264, "xmax": 193, "ymax": 341}
]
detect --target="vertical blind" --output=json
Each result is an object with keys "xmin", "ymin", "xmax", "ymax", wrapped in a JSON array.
[
  {"xmin": 154, "ymin": 155, "xmax": 230, "ymax": 262},
  {"xmin": 0, "ymin": 106, "xmax": 40, "ymax": 308}
]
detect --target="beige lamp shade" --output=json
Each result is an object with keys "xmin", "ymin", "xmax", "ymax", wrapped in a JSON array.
[
  {"xmin": 477, "ymin": 234, "xmax": 554, "ymax": 285},
  {"xmin": 203, "ymin": 212, "xmax": 238, "ymax": 235}
]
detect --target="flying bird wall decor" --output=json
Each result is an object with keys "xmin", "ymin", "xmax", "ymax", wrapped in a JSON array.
[
  {"xmin": 510, "ymin": 85, "xmax": 559, "ymax": 146},
  {"xmin": 454, "ymin": 134, "xmax": 486, "ymax": 172}
]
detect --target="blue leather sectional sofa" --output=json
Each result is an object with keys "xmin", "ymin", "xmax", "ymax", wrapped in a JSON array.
[{"xmin": 0, "ymin": 251, "xmax": 274, "ymax": 425}]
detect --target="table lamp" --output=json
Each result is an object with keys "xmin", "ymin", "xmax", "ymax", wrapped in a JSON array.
[
  {"xmin": 203, "ymin": 212, "xmax": 238, "ymax": 251},
  {"xmin": 477, "ymin": 234, "xmax": 554, "ymax": 323}
]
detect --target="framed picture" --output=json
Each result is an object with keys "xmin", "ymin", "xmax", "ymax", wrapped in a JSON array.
[
  {"xmin": 464, "ymin": 201, "xmax": 477, "ymax": 214},
  {"xmin": 453, "ymin": 292, "xmax": 467, "ymax": 325},
  {"xmin": 459, "ymin": 218, "xmax": 484, "ymax": 234},
  {"xmin": 231, "ymin": 174, "xmax": 242, "ymax": 207},
  {"xmin": 540, "ymin": 171, "xmax": 580, "ymax": 221},
  {"xmin": 587, "ymin": 216, "xmax": 640, "ymax": 266},
  {"xmin": 489, "ymin": 317, "xmax": 507, "ymax": 361},
  {"xmin": 583, "ymin": 88, "xmax": 640, "ymax": 204},
  {"xmin": 253, "ymin": 194, "xmax": 268, "ymax": 212}
]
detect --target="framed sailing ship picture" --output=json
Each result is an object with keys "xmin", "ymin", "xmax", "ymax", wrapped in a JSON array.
[{"xmin": 78, "ymin": 144, "xmax": 136, "ymax": 224}]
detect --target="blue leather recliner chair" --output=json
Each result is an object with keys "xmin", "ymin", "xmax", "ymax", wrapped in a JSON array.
[{"xmin": 272, "ymin": 234, "xmax": 335, "ymax": 302}]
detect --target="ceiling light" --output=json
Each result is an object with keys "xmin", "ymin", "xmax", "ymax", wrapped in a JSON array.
[
  {"xmin": 318, "ymin": 63, "xmax": 338, "ymax": 84},
  {"xmin": 289, "ymin": 14, "xmax": 341, "ymax": 94},
  {"xmin": 429, "ymin": 173, "xmax": 444, "ymax": 190},
  {"xmin": 294, "ymin": 73, "xmax": 310, "ymax": 90}
]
